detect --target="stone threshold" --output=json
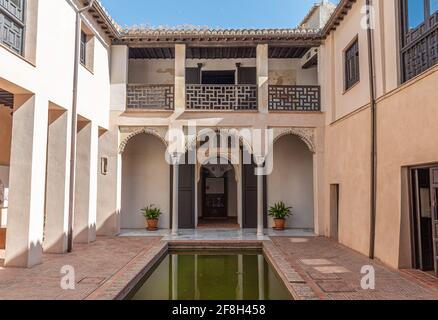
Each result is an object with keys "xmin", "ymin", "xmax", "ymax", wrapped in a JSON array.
[{"xmin": 86, "ymin": 239, "xmax": 320, "ymax": 301}]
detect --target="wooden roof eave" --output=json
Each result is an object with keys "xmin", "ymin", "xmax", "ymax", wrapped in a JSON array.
[
  {"xmin": 321, "ymin": 0, "xmax": 356, "ymax": 38},
  {"xmin": 114, "ymin": 34, "xmax": 323, "ymax": 48}
]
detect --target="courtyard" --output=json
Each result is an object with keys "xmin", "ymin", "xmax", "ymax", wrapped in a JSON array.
[{"xmin": 0, "ymin": 233, "xmax": 437, "ymax": 300}]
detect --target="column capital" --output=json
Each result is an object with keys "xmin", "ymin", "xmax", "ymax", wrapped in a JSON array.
[{"xmin": 253, "ymin": 155, "xmax": 266, "ymax": 167}]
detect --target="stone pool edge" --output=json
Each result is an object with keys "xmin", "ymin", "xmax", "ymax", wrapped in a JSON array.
[
  {"xmin": 262, "ymin": 241, "xmax": 320, "ymax": 300},
  {"xmin": 86, "ymin": 240, "xmax": 320, "ymax": 301}
]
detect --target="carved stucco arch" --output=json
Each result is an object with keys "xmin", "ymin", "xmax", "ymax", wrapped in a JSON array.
[
  {"xmin": 197, "ymin": 151, "xmax": 240, "ymax": 183},
  {"xmin": 272, "ymin": 128, "xmax": 316, "ymax": 154},
  {"xmin": 185, "ymin": 128, "xmax": 254, "ymax": 154},
  {"xmin": 119, "ymin": 127, "xmax": 168, "ymax": 154}
]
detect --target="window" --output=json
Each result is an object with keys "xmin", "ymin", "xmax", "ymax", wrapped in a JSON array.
[
  {"xmin": 80, "ymin": 31, "xmax": 87, "ymax": 65},
  {"xmin": 403, "ymin": 0, "xmax": 438, "ymax": 32},
  {"xmin": 344, "ymin": 39, "xmax": 360, "ymax": 91},
  {"xmin": 407, "ymin": 0, "xmax": 425, "ymax": 30},
  {"xmin": 431, "ymin": 0, "xmax": 438, "ymax": 15},
  {"xmin": 0, "ymin": 0, "xmax": 25, "ymax": 54},
  {"xmin": 400, "ymin": 0, "xmax": 438, "ymax": 82},
  {"xmin": 79, "ymin": 26, "xmax": 95, "ymax": 72}
]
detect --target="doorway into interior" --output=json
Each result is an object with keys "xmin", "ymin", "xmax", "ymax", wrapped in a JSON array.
[
  {"xmin": 198, "ymin": 163, "xmax": 238, "ymax": 229},
  {"xmin": 410, "ymin": 166, "xmax": 438, "ymax": 277}
]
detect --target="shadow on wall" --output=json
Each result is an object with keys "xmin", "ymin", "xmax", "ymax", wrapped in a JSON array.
[
  {"xmin": 4, "ymin": 241, "xmax": 43, "ymax": 268},
  {"xmin": 74, "ymin": 223, "xmax": 97, "ymax": 244},
  {"xmin": 97, "ymin": 210, "xmax": 121, "ymax": 236}
]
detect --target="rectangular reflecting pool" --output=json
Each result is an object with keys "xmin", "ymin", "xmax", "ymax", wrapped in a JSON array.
[{"xmin": 129, "ymin": 252, "xmax": 292, "ymax": 300}]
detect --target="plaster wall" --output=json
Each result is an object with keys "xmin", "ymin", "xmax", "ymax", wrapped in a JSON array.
[
  {"xmin": 324, "ymin": 108, "xmax": 372, "ymax": 257},
  {"xmin": 320, "ymin": 0, "xmax": 438, "ymax": 269},
  {"xmin": 127, "ymin": 58, "xmax": 317, "ymax": 86},
  {"xmin": 121, "ymin": 134, "xmax": 170, "ymax": 229},
  {"xmin": 320, "ymin": 0, "xmax": 371, "ymax": 122},
  {"xmin": 375, "ymin": 66, "xmax": 438, "ymax": 268},
  {"xmin": 267, "ymin": 135, "xmax": 314, "ymax": 229},
  {"xmin": 0, "ymin": 0, "xmax": 111, "ymax": 128}
]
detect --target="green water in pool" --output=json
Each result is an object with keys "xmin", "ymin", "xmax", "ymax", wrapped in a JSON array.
[{"xmin": 129, "ymin": 253, "xmax": 292, "ymax": 300}]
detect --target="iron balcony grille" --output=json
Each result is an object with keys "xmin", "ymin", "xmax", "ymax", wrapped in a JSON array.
[
  {"xmin": 126, "ymin": 84, "xmax": 175, "ymax": 110},
  {"xmin": 186, "ymin": 84, "xmax": 258, "ymax": 111},
  {"xmin": 268, "ymin": 85, "xmax": 321, "ymax": 112}
]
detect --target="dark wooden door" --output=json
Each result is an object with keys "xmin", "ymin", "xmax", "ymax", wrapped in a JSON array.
[
  {"xmin": 238, "ymin": 67, "xmax": 257, "ymax": 85},
  {"xmin": 178, "ymin": 161, "xmax": 195, "ymax": 229},
  {"xmin": 186, "ymin": 67, "xmax": 201, "ymax": 84},
  {"xmin": 412, "ymin": 169, "xmax": 434, "ymax": 271},
  {"xmin": 430, "ymin": 168, "xmax": 438, "ymax": 276},
  {"xmin": 242, "ymin": 152, "xmax": 267, "ymax": 229}
]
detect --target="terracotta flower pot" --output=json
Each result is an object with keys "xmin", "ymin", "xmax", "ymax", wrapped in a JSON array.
[
  {"xmin": 147, "ymin": 219, "xmax": 159, "ymax": 231},
  {"xmin": 273, "ymin": 218, "xmax": 286, "ymax": 231}
]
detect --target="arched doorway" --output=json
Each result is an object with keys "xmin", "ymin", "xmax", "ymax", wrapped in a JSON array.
[
  {"xmin": 198, "ymin": 160, "xmax": 238, "ymax": 228},
  {"xmin": 121, "ymin": 133, "xmax": 170, "ymax": 229},
  {"xmin": 267, "ymin": 134, "xmax": 314, "ymax": 230}
]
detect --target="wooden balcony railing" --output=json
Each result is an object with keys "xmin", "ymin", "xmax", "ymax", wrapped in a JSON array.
[
  {"xmin": 268, "ymin": 85, "xmax": 321, "ymax": 112},
  {"xmin": 126, "ymin": 84, "xmax": 174, "ymax": 110},
  {"xmin": 186, "ymin": 84, "xmax": 257, "ymax": 111}
]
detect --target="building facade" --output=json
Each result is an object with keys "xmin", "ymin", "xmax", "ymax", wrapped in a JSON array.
[{"xmin": 0, "ymin": 0, "xmax": 436, "ymax": 279}]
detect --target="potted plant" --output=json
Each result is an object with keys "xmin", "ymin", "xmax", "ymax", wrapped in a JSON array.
[
  {"xmin": 268, "ymin": 201, "xmax": 292, "ymax": 231},
  {"xmin": 141, "ymin": 205, "xmax": 162, "ymax": 231}
]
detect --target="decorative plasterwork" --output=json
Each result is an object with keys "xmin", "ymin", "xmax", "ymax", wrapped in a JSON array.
[
  {"xmin": 119, "ymin": 127, "xmax": 168, "ymax": 154},
  {"xmin": 118, "ymin": 126, "xmax": 316, "ymax": 155},
  {"xmin": 196, "ymin": 150, "xmax": 241, "ymax": 184},
  {"xmin": 185, "ymin": 128, "xmax": 253, "ymax": 154},
  {"xmin": 272, "ymin": 127, "xmax": 316, "ymax": 154}
]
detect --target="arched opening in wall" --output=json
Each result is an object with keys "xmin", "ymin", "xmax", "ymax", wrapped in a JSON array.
[
  {"xmin": 198, "ymin": 159, "xmax": 238, "ymax": 228},
  {"xmin": 121, "ymin": 133, "xmax": 170, "ymax": 230},
  {"xmin": 267, "ymin": 134, "xmax": 314, "ymax": 230},
  {"xmin": 0, "ymin": 89, "xmax": 13, "ymax": 258}
]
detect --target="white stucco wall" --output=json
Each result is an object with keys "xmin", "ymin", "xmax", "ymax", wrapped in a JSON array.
[
  {"xmin": 267, "ymin": 135, "xmax": 314, "ymax": 229},
  {"xmin": 0, "ymin": 0, "xmax": 111, "ymax": 128},
  {"xmin": 121, "ymin": 134, "xmax": 170, "ymax": 229}
]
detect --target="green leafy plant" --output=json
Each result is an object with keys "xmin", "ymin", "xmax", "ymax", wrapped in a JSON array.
[
  {"xmin": 268, "ymin": 202, "xmax": 292, "ymax": 220},
  {"xmin": 141, "ymin": 205, "xmax": 162, "ymax": 220}
]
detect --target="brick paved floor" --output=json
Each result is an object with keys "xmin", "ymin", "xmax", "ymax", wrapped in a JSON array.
[
  {"xmin": 272, "ymin": 237, "xmax": 438, "ymax": 300},
  {"xmin": 0, "ymin": 237, "xmax": 160, "ymax": 300},
  {"xmin": 1, "ymin": 234, "xmax": 438, "ymax": 300}
]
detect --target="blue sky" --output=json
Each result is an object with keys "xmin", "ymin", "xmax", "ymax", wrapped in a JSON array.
[{"xmin": 100, "ymin": 0, "xmax": 327, "ymax": 29}]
